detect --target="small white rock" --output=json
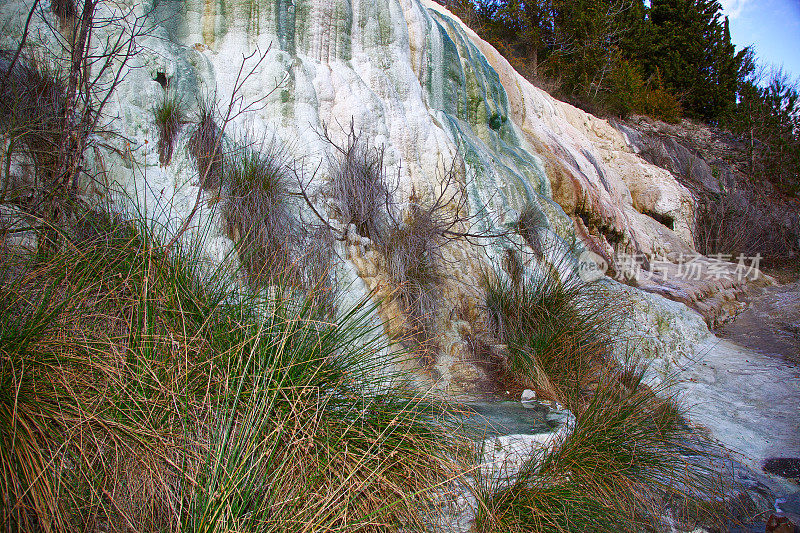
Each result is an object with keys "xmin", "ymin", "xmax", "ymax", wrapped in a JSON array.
[{"xmin": 520, "ymin": 389, "xmax": 537, "ymax": 408}]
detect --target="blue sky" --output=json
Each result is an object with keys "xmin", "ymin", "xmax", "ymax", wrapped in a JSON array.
[{"xmin": 720, "ymin": 0, "xmax": 800, "ymax": 80}]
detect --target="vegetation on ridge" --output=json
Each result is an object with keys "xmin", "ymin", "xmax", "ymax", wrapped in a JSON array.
[{"xmin": 475, "ymin": 362, "xmax": 725, "ymax": 533}]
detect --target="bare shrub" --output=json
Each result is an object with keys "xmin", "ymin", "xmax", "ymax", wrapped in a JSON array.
[
  {"xmin": 153, "ymin": 91, "xmax": 183, "ymax": 167},
  {"xmin": 187, "ymin": 101, "xmax": 224, "ymax": 189},
  {"xmin": 2, "ymin": 2, "xmax": 147, "ymax": 253},
  {"xmin": 312, "ymin": 125, "xmax": 512, "ymax": 358},
  {"xmin": 379, "ymin": 159, "xmax": 478, "ymax": 355},
  {"xmin": 323, "ymin": 124, "xmax": 393, "ymax": 241},
  {"xmin": 692, "ymin": 182, "xmax": 800, "ymax": 259},
  {"xmin": 312, "ymin": 122, "xmax": 505, "ymax": 247},
  {"xmin": 694, "ymin": 191, "xmax": 757, "ymax": 257}
]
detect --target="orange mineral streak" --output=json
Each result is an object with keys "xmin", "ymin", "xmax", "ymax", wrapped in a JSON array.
[{"xmin": 202, "ymin": 0, "xmax": 216, "ymax": 47}]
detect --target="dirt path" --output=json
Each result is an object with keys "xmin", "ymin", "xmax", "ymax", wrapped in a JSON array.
[{"xmin": 720, "ymin": 281, "xmax": 800, "ymax": 364}]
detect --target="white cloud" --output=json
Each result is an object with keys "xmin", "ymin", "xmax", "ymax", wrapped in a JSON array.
[{"xmin": 720, "ymin": 0, "xmax": 752, "ymax": 19}]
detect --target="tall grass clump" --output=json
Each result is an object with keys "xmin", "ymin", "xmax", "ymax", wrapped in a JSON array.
[
  {"xmin": 0, "ymin": 207, "xmax": 455, "ymax": 532},
  {"xmin": 221, "ymin": 141, "xmax": 299, "ymax": 287},
  {"xmin": 475, "ymin": 363, "xmax": 723, "ymax": 533},
  {"xmin": 188, "ymin": 101, "xmax": 224, "ymax": 189},
  {"xmin": 154, "ymin": 91, "xmax": 183, "ymax": 167},
  {"xmin": 483, "ymin": 248, "xmax": 616, "ymax": 408}
]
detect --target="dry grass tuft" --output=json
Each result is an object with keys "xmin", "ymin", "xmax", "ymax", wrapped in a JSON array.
[
  {"xmin": 154, "ymin": 91, "xmax": 183, "ymax": 167},
  {"xmin": 323, "ymin": 125, "xmax": 393, "ymax": 241},
  {"xmin": 187, "ymin": 101, "xmax": 224, "ymax": 189},
  {"xmin": 297, "ymin": 223, "xmax": 337, "ymax": 313},
  {"xmin": 516, "ymin": 205, "xmax": 547, "ymax": 257}
]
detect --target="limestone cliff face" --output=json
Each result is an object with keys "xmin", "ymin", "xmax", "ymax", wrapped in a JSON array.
[{"xmin": 0, "ymin": 0, "xmax": 726, "ymax": 392}]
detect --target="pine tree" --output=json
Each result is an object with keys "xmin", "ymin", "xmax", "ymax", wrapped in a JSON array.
[
  {"xmin": 727, "ymin": 66, "xmax": 800, "ymax": 195},
  {"xmin": 646, "ymin": 0, "xmax": 744, "ymax": 121}
]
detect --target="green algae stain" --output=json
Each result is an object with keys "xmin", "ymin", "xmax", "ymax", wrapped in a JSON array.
[
  {"xmin": 275, "ymin": 0, "xmax": 296, "ymax": 54},
  {"xmin": 420, "ymin": 8, "xmax": 575, "ymax": 241}
]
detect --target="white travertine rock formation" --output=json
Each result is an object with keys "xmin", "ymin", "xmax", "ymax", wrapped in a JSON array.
[{"xmin": 0, "ymin": 0, "xmax": 753, "ymax": 389}]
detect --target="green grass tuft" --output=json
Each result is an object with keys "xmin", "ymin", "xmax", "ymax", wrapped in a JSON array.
[
  {"xmin": 221, "ymin": 141, "xmax": 298, "ymax": 288},
  {"xmin": 0, "ymin": 208, "xmax": 455, "ymax": 532},
  {"xmin": 153, "ymin": 92, "xmax": 184, "ymax": 167},
  {"xmin": 483, "ymin": 249, "xmax": 616, "ymax": 407}
]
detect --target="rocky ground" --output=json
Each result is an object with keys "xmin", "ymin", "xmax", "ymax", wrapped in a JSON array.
[{"xmin": 617, "ymin": 115, "xmax": 800, "ymax": 262}]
